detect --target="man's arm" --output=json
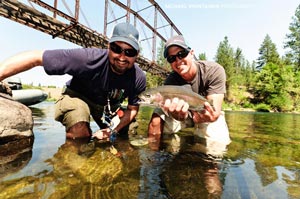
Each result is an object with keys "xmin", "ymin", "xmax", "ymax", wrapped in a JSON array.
[
  {"xmin": 0, "ymin": 50, "xmax": 44, "ymax": 81},
  {"xmin": 114, "ymin": 104, "xmax": 139, "ymax": 132},
  {"xmin": 92, "ymin": 104, "xmax": 139, "ymax": 140}
]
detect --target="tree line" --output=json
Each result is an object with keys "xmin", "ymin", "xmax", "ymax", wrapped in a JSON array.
[{"xmin": 148, "ymin": 4, "xmax": 300, "ymax": 112}]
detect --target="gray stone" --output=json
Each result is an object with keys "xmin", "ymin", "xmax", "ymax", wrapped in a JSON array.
[
  {"xmin": 0, "ymin": 95, "xmax": 33, "ymax": 139},
  {"xmin": 0, "ymin": 81, "xmax": 34, "ymax": 165}
]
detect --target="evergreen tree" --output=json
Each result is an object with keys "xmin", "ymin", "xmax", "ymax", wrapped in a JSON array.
[
  {"xmin": 198, "ymin": 53, "xmax": 206, "ymax": 60},
  {"xmin": 156, "ymin": 40, "xmax": 170, "ymax": 71},
  {"xmin": 234, "ymin": 47, "xmax": 244, "ymax": 74},
  {"xmin": 215, "ymin": 36, "xmax": 235, "ymax": 98},
  {"xmin": 284, "ymin": 4, "xmax": 300, "ymax": 71},
  {"xmin": 256, "ymin": 34, "xmax": 280, "ymax": 70}
]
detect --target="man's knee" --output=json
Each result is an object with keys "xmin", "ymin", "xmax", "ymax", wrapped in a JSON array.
[
  {"xmin": 66, "ymin": 121, "xmax": 91, "ymax": 139},
  {"xmin": 148, "ymin": 113, "xmax": 164, "ymax": 135},
  {"xmin": 149, "ymin": 113, "xmax": 162, "ymax": 127}
]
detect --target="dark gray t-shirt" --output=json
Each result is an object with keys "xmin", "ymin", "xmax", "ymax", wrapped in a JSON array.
[
  {"xmin": 42, "ymin": 48, "xmax": 146, "ymax": 106},
  {"xmin": 164, "ymin": 60, "xmax": 226, "ymax": 96}
]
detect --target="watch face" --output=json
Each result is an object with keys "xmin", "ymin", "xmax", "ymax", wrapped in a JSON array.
[{"xmin": 110, "ymin": 116, "xmax": 120, "ymax": 130}]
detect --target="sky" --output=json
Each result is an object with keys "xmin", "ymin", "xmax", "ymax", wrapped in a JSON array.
[{"xmin": 0, "ymin": 0, "xmax": 299, "ymax": 87}]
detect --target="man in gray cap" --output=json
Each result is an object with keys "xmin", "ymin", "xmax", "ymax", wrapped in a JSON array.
[
  {"xmin": 147, "ymin": 35, "xmax": 230, "ymax": 157},
  {"xmin": 0, "ymin": 22, "xmax": 146, "ymax": 140}
]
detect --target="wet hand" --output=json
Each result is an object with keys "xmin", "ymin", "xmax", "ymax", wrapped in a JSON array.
[
  {"xmin": 192, "ymin": 102, "xmax": 216, "ymax": 123},
  {"xmin": 92, "ymin": 128, "xmax": 111, "ymax": 140},
  {"xmin": 163, "ymin": 97, "xmax": 189, "ymax": 120}
]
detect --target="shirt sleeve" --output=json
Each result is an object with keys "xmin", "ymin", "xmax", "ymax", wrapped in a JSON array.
[
  {"xmin": 42, "ymin": 48, "xmax": 108, "ymax": 76},
  {"xmin": 206, "ymin": 62, "xmax": 226, "ymax": 95}
]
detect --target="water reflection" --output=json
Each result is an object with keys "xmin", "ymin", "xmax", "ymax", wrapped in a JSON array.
[
  {"xmin": 1, "ymin": 103, "xmax": 300, "ymax": 198},
  {"xmin": 224, "ymin": 111, "xmax": 300, "ymax": 199},
  {"xmin": 148, "ymin": 133, "xmax": 228, "ymax": 199}
]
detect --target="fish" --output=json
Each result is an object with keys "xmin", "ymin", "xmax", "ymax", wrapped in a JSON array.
[{"xmin": 138, "ymin": 85, "xmax": 212, "ymax": 111}]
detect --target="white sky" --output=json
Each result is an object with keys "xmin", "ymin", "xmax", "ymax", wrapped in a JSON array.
[{"xmin": 0, "ymin": 0, "xmax": 299, "ymax": 87}]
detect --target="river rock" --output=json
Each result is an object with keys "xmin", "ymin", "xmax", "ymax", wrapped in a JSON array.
[{"xmin": 0, "ymin": 81, "xmax": 34, "ymax": 159}]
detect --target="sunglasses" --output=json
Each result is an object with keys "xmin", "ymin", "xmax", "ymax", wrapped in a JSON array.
[
  {"xmin": 167, "ymin": 49, "xmax": 190, "ymax": 63},
  {"xmin": 109, "ymin": 42, "xmax": 138, "ymax": 57}
]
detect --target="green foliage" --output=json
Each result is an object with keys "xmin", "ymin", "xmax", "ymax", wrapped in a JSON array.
[
  {"xmin": 156, "ymin": 40, "xmax": 171, "ymax": 71},
  {"xmin": 145, "ymin": 72, "xmax": 164, "ymax": 88},
  {"xmin": 198, "ymin": 53, "xmax": 206, "ymax": 60},
  {"xmin": 284, "ymin": 4, "xmax": 300, "ymax": 71},
  {"xmin": 254, "ymin": 103, "xmax": 271, "ymax": 112},
  {"xmin": 256, "ymin": 34, "xmax": 280, "ymax": 70},
  {"xmin": 215, "ymin": 36, "xmax": 235, "ymax": 98},
  {"xmin": 252, "ymin": 63, "xmax": 295, "ymax": 112},
  {"xmin": 22, "ymin": 84, "xmax": 42, "ymax": 89}
]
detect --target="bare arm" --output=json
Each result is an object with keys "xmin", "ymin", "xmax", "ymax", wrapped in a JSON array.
[
  {"xmin": 114, "ymin": 104, "xmax": 139, "ymax": 132},
  {"xmin": 0, "ymin": 50, "xmax": 44, "ymax": 81},
  {"xmin": 92, "ymin": 104, "xmax": 139, "ymax": 140}
]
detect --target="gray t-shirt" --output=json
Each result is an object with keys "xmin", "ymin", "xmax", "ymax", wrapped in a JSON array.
[{"xmin": 164, "ymin": 60, "xmax": 226, "ymax": 96}]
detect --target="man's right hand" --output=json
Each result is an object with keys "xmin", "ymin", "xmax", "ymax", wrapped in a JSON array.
[
  {"xmin": 92, "ymin": 128, "xmax": 111, "ymax": 140},
  {"xmin": 162, "ymin": 97, "xmax": 189, "ymax": 121}
]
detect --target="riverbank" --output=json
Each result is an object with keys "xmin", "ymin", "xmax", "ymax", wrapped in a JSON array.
[{"xmin": 42, "ymin": 87, "xmax": 62, "ymax": 101}]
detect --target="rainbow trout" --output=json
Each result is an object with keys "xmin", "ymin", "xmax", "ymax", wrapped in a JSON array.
[{"xmin": 138, "ymin": 85, "xmax": 211, "ymax": 111}]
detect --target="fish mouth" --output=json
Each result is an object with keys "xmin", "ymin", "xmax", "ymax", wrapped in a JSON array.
[{"xmin": 137, "ymin": 97, "xmax": 150, "ymax": 105}]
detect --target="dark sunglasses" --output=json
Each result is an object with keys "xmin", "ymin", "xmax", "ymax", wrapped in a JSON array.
[
  {"xmin": 109, "ymin": 42, "xmax": 138, "ymax": 57},
  {"xmin": 167, "ymin": 49, "xmax": 190, "ymax": 63}
]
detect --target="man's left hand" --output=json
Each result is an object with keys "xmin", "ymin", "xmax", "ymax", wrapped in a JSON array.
[{"xmin": 192, "ymin": 102, "xmax": 217, "ymax": 123}]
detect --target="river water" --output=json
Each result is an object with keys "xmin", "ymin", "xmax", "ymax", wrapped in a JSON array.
[{"xmin": 1, "ymin": 102, "xmax": 300, "ymax": 199}]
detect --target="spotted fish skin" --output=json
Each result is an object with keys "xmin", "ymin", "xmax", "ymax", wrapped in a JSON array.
[{"xmin": 138, "ymin": 85, "xmax": 211, "ymax": 112}]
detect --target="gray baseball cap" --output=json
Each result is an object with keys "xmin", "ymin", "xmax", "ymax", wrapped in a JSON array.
[
  {"xmin": 109, "ymin": 22, "xmax": 139, "ymax": 51},
  {"xmin": 163, "ymin": 35, "xmax": 190, "ymax": 58}
]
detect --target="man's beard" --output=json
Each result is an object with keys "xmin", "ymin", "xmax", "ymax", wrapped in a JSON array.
[{"xmin": 110, "ymin": 63, "xmax": 127, "ymax": 75}]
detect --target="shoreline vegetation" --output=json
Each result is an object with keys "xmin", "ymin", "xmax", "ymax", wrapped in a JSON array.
[{"xmin": 20, "ymin": 85, "xmax": 299, "ymax": 114}]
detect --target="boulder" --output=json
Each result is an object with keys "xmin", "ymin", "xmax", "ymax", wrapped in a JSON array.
[
  {"xmin": 0, "ymin": 81, "xmax": 34, "ymax": 167},
  {"xmin": 0, "ymin": 96, "xmax": 33, "ymax": 140}
]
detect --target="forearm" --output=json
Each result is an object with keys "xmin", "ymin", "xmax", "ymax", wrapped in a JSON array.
[
  {"xmin": 207, "ymin": 93, "xmax": 224, "ymax": 117},
  {"xmin": 0, "ymin": 50, "xmax": 44, "ymax": 81},
  {"xmin": 114, "ymin": 105, "xmax": 138, "ymax": 132}
]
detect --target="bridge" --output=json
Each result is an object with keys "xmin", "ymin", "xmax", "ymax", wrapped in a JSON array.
[{"xmin": 0, "ymin": 0, "xmax": 182, "ymax": 78}]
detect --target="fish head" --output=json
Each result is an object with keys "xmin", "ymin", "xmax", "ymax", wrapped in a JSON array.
[{"xmin": 138, "ymin": 90, "xmax": 164, "ymax": 106}]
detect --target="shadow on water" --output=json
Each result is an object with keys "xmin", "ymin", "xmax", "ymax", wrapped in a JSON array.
[{"xmin": 1, "ymin": 103, "xmax": 300, "ymax": 198}]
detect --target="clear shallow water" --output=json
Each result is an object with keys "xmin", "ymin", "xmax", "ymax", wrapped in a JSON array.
[{"xmin": 1, "ymin": 102, "xmax": 300, "ymax": 199}]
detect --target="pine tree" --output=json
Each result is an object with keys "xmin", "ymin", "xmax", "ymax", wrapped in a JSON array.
[
  {"xmin": 156, "ymin": 40, "xmax": 171, "ymax": 71},
  {"xmin": 284, "ymin": 4, "xmax": 300, "ymax": 71},
  {"xmin": 256, "ymin": 34, "xmax": 280, "ymax": 70},
  {"xmin": 215, "ymin": 36, "xmax": 235, "ymax": 95},
  {"xmin": 234, "ymin": 47, "xmax": 244, "ymax": 74},
  {"xmin": 198, "ymin": 53, "xmax": 206, "ymax": 60}
]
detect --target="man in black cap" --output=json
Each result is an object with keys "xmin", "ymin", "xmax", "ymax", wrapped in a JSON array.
[
  {"xmin": 0, "ymin": 22, "xmax": 146, "ymax": 140},
  {"xmin": 147, "ymin": 35, "xmax": 230, "ymax": 156}
]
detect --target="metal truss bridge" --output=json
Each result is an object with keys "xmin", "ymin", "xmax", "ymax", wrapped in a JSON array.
[{"xmin": 0, "ymin": 0, "xmax": 182, "ymax": 78}]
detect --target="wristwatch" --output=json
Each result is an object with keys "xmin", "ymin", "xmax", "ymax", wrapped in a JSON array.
[{"xmin": 111, "ymin": 129, "xmax": 118, "ymax": 135}]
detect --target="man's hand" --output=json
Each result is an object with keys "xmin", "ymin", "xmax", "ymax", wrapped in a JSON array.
[
  {"xmin": 92, "ymin": 128, "xmax": 111, "ymax": 140},
  {"xmin": 191, "ymin": 102, "xmax": 218, "ymax": 123},
  {"xmin": 162, "ymin": 97, "xmax": 189, "ymax": 121}
]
